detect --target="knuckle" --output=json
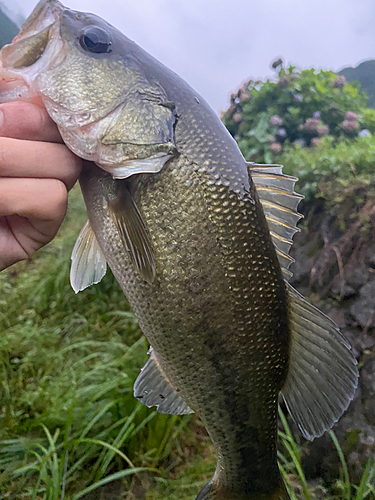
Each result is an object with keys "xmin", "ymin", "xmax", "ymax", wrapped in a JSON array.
[
  {"xmin": 0, "ymin": 101, "xmax": 49, "ymax": 136},
  {"xmin": 49, "ymin": 179, "xmax": 68, "ymax": 219},
  {"xmin": 0, "ymin": 139, "xmax": 9, "ymax": 167}
]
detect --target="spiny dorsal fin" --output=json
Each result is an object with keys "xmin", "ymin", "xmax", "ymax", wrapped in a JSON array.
[
  {"xmin": 281, "ymin": 283, "xmax": 358, "ymax": 440},
  {"xmin": 248, "ymin": 162, "xmax": 303, "ymax": 280},
  {"xmin": 134, "ymin": 347, "xmax": 194, "ymax": 415},
  {"xmin": 108, "ymin": 187, "xmax": 156, "ymax": 284},
  {"xmin": 70, "ymin": 219, "xmax": 107, "ymax": 293}
]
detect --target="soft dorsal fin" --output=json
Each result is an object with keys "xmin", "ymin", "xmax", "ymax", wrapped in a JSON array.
[
  {"xmin": 70, "ymin": 220, "xmax": 107, "ymax": 293},
  {"xmin": 108, "ymin": 187, "xmax": 156, "ymax": 284},
  {"xmin": 134, "ymin": 348, "xmax": 194, "ymax": 415},
  {"xmin": 248, "ymin": 163, "xmax": 303, "ymax": 280},
  {"xmin": 282, "ymin": 283, "xmax": 358, "ymax": 440}
]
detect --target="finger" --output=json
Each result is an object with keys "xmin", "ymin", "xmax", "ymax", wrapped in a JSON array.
[
  {"xmin": 0, "ymin": 136, "xmax": 82, "ymax": 190},
  {"xmin": 0, "ymin": 177, "xmax": 68, "ymax": 235},
  {"xmin": 0, "ymin": 101, "xmax": 62, "ymax": 143}
]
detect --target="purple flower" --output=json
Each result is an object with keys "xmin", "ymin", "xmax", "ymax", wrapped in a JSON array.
[
  {"xmin": 270, "ymin": 115, "xmax": 283, "ymax": 127},
  {"xmin": 294, "ymin": 94, "xmax": 303, "ymax": 103},
  {"xmin": 317, "ymin": 125, "xmax": 329, "ymax": 136},
  {"xmin": 333, "ymin": 75, "xmax": 346, "ymax": 88},
  {"xmin": 278, "ymin": 76, "xmax": 290, "ymax": 88},
  {"xmin": 358, "ymin": 129, "xmax": 370, "ymax": 137},
  {"xmin": 342, "ymin": 120, "xmax": 359, "ymax": 132},
  {"xmin": 301, "ymin": 118, "xmax": 320, "ymax": 133},
  {"xmin": 276, "ymin": 127, "xmax": 287, "ymax": 139},
  {"xmin": 311, "ymin": 137, "xmax": 321, "ymax": 147},
  {"xmin": 294, "ymin": 139, "xmax": 306, "ymax": 147},
  {"xmin": 345, "ymin": 111, "xmax": 359, "ymax": 122},
  {"xmin": 270, "ymin": 142, "xmax": 282, "ymax": 153},
  {"xmin": 312, "ymin": 111, "xmax": 321, "ymax": 120}
]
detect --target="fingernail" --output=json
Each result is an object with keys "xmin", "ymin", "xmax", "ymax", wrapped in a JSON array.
[{"xmin": 0, "ymin": 110, "xmax": 3, "ymax": 129}]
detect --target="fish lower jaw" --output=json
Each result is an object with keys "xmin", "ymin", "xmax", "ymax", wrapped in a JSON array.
[{"xmin": 97, "ymin": 154, "xmax": 174, "ymax": 179}]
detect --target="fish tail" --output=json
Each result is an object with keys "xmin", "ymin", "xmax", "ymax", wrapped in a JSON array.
[{"xmin": 195, "ymin": 479, "xmax": 290, "ymax": 500}]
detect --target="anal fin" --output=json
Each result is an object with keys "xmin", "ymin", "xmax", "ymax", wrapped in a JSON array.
[
  {"xmin": 70, "ymin": 220, "xmax": 107, "ymax": 293},
  {"xmin": 134, "ymin": 348, "xmax": 193, "ymax": 415},
  {"xmin": 281, "ymin": 283, "xmax": 359, "ymax": 440}
]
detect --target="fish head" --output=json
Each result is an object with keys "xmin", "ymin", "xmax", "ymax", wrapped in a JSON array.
[{"xmin": 0, "ymin": 0, "xmax": 177, "ymax": 178}]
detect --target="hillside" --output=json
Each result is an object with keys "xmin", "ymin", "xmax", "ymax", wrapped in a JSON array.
[{"xmin": 339, "ymin": 59, "xmax": 375, "ymax": 109}]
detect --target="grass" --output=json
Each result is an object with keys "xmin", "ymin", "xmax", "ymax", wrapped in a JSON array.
[{"xmin": 0, "ymin": 187, "xmax": 373, "ymax": 499}]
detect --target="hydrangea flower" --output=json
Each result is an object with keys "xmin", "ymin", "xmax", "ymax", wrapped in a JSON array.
[
  {"xmin": 301, "ymin": 118, "xmax": 320, "ymax": 133},
  {"xmin": 270, "ymin": 115, "xmax": 283, "ymax": 126},
  {"xmin": 270, "ymin": 142, "xmax": 282, "ymax": 153},
  {"xmin": 312, "ymin": 111, "xmax": 321, "ymax": 120},
  {"xmin": 278, "ymin": 76, "xmax": 290, "ymax": 88},
  {"xmin": 276, "ymin": 128, "xmax": 287, "ymax": 140},
  {"xmin": 317, "ymin": 125, "xmax": 329, "ymax": 136},
  {"xmin": 345, "ymin": 111, "xmax": 359, "ymax": 122},
  {"xmin": 311, "ymin": 137, "xmax": 321, "ymax": 147},
  {"xmin": 333, "ymin": 75, "xmax": 346, "ymax": 88},
  {"xmin": 358, "ymin": 129, "xmax": 370, "ymax": 137},
  {"xmin": 342, "ymin": 119, "xmax": 359, "ymax": 132}
]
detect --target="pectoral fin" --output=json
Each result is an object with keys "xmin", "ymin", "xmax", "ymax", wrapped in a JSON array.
[
  {"xmin": 134, "ymin": 347, "xmax": 193, "ymax": 415},
  {"xmin": 108, "ymin": 187, "xmax": 156, "ymax": 284},
  {"xmin": 70, "ymin": 220, "xmax": 107, "ymax": 293},
  {"xmin": 281, "ymin": 283, "xmax": 358, "ymax": 440}
]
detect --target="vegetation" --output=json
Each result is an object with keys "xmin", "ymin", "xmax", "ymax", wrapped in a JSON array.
[
  {"xmin": 222, "ymin": 64, "xmax": 371, "ymax": 165},
  {"xmin": 0, "ymin": 188, "xmax": 196, "ymax": 499},
  {"xmin": 0, "ymin": 189, "xmax": 374, "ymax": 498},
  {"xmin": 279, "ymin": 134, "xmax": 375, "ymax": 202}
]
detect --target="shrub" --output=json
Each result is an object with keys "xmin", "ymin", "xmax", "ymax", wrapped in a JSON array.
[{"xmin": 222, "ymin": 63, "xmax": 368, "ymax": 163}]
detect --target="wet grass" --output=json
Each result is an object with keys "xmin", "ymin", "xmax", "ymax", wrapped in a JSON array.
[{"xmin": 0, "ymin": 187, "xmax": 373, "ymax": 499}]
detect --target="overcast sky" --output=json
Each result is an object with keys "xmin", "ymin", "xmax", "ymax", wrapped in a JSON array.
[{"xmin": 3, "ymin": 0, "xmax": 375, "ymax": 113}]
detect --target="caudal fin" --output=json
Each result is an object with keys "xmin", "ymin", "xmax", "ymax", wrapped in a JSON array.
[{"xmin": 195, "ymin": 480, "xmax": 290, "ymax": 500}]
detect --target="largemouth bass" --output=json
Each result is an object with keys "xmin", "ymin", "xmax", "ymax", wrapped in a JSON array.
[{"xmin": 0, "ymin": 1, "xmax": 358, "ymax": 498}]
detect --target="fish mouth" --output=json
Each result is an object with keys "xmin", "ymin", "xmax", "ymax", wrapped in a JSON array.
[{"xmin": 0, "ymin": 0, "xmax": 66, "ymax": 93}]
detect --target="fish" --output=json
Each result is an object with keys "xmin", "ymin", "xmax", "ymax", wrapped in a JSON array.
[{"xmin": 0, "ymin": 1, "xmax": 358, "ymax": 499}]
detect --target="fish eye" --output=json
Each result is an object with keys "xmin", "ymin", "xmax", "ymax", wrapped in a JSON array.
[{"xmin": 79, "ymin": 27, "xmax": 112, "ymax": 54}]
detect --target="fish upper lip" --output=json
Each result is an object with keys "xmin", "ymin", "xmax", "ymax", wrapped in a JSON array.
[
  {"xmin": 0, "ymin": 0, "xmax": 67, "ymax": 83},
  {"xmin": 13, "ymin": 0, "xmax": 64, "ymax": 44}
]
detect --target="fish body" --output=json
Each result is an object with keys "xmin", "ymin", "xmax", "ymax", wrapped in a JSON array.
[{"xmin": 0, "ymin": 2, "xmax": 358, "ymax": 499}]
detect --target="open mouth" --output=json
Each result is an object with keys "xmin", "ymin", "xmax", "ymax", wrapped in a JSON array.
[
  {"xmin": 1, "ymin": 0, "xmax": 65, "ymax": 71},
  {"xmin": 0, "ymin": 0, "xmax": 66, "ymax": 103}
]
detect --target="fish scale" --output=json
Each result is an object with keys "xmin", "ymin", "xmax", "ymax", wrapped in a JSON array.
[
  {"xmin": 81, "ymin": 145, "xmax": 289, "ymax": 495},
  {"xmin": 0, "ymin": 2, "xmax": 358, "ymax": 498}
]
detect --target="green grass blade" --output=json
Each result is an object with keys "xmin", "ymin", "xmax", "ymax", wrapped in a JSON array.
[{"xmin": 328, "ymin": 430, "xmax": 351, "ymax": 500}]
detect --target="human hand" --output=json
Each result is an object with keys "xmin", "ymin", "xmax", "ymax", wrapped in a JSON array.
[{"xmin": 0, "ymin": 102, "xmax": 82, "ymax": 271}]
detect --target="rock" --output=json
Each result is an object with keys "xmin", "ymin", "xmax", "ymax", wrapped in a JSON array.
[
  {"xmin": 346, "ymin": 268, "xmax": 369, "ymax": 290},
  {"xmin": 327, "ymin": 308, "xmax": 346, "ymax": 329},
  {"xmin": 350, "ymin": 282, "xmax": 375, "ymax": 327},
  {"xmin": 331, "ymin": 279, "xmax": 356, "ymax": 298},
  {"xmin": 290, "ymin": 241, "xmax": 315, "ymax": 287},
  {"xmin": 361, "ymin": 358, "xmax": 375, "ymax": 425},
  {"xmin": 344, "ymin": 328, "xmax": 375, "ymax": 358}
]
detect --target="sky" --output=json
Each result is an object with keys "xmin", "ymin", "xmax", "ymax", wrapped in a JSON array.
[{"xmin": 2, "ymin": 0, "xmax": 375, "ymax": 113}]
